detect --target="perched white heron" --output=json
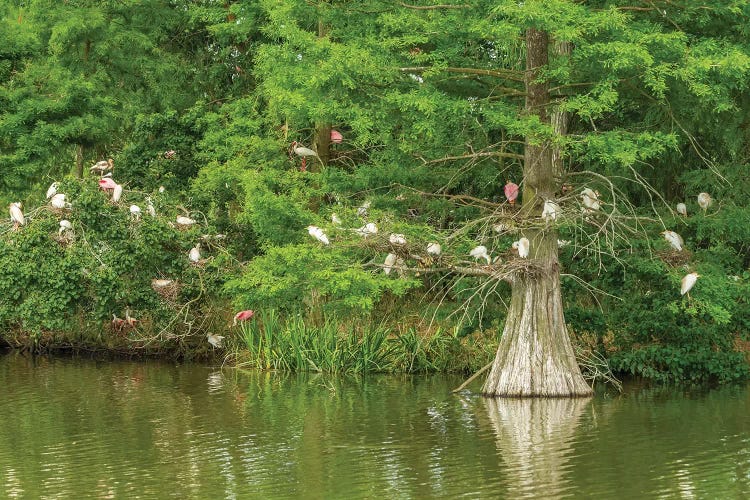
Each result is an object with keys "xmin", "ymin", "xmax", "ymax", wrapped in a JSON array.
[
  {"xmin": 681, "ymin": 272, "xmax": 699, "ymax": 296},
  {"xmin": 189, "ymin": 243, "xmax": 201, "ymax": 263},
  {"xmin": 146, "ymin": 198, "xmax": 156, "ymax": 217},
  {"xmin": 46, "ymin": 182, "xmax": 59, "ymax": 199},
  {"xmin": 207, "ymin": 333, "xmax": 225, "ymax": 349},
  {"xmin": 661, "ymin": 230, "xmax": 684, "ymax": 251},
  {"xmin": 50, "ymin": 193, "xmax": 70, "ymax": 209},
  {"xmin": 111, "ymin": 183, "xmax": 123, "ymax": 203},
  {"xmin": 557, "ymin": 239, "xmax": 571, "ymax": 248},
  {"xmin": 158, "ymin": 186, "xmax": 166, "ymax": 193},
  {"xmin": 356, "ymin": 222, "xmax": 378, "ymax": 237},
  {"xmin": 389, "ymin": 233, "xmax": 406, "ymax": 245},
  {"xmin": 514, "ymin": 237, "xmax": 530, "ymax": 258},
  {"xmin": 676, "ymin": 203, "xmax": 687, "ymax": 216},
  {"xmin": 331, "ymin": 213, "xmax": 342, "ymax": 225},
  {"xmin": 176, "ymin": 216, "xmax": 197, "ymax": 227},
  {"xmin": 470, "ymin": 245, "xmax": 491, "ymax": 264},
  {"xmin": 383, "ymin": 253, "xmax": 398, "ymax": 275},
  {"xmin": 542, "ymin": 200, "xmax": 561, "ymax": 221},
  {"xmin": 697, "ymin": 192, "xmax": 712, "ymax": 212},
  {"xmin": 129, "ymin": 205, "xmax": 141, "ymax": 220},
  {"xmin": 307, "ymin": 225, "xmax": 330, "ymax": 245},
  {"xmin": 58, "ymin": 219, "xmax": 73, "ymax": 234},
  {"xmin": 9, "ymin": 202, "xmax": 24, "ymax": 229},
  {"xmin": 426, "ymin": 242, "xmax": 441, "ymax": 256},
  {"xmin": 580, "ymin": 188, "xmax": 601, "ymax": 211}
]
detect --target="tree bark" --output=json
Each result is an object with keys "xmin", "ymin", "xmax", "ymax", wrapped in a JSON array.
[
  {"xmin": 75, "ymin": 144, "xmax": 84, "ymax": 178},
  {"xmin": 482, "ymin": 29, "xmax": 592, "ymax": 397}
]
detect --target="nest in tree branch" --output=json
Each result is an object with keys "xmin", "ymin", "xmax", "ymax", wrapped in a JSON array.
[
  {"xmin": 151, "ymin": 278, "xmax": 180, "ymax": 302},
  {"xmin": 656, "ymin": 249, "xmax": 692, "ymax": 268},
  {"xmin": 51, "ymin": 232, "xmax": 74, "ymax": 248}
]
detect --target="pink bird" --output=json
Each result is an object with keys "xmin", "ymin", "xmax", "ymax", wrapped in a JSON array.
[
  {"xmin": 504, "ymin": 181, "xmax": 519, "ymax": 206},
  {"xmin": 330, "ymin": 129, "xmax": 343, "ymax": 144},
  {"xmin": 233, "ymin": 309, "xmax": 255, "ymax": 326},
  {"xmin": 99, "ymin": 178, "xmax": 117, "ymax": 191}
]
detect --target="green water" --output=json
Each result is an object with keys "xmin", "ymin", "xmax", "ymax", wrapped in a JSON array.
[{"xmin": 0, "ymin": 354, "xmax": 749, "ymax": 499}]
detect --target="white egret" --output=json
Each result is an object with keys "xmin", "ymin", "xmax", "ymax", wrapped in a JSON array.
[
  {"xmin": 307, "ymin": 225, "xmax": 330, "ymax": 245},
  {"xmin": 158, "ymin": 186, "xmax": 166, "ymax": 193},
  {"xmin": 129, "ymin": 205, "xmax": 141, "ymax": 220},
  {"xmin": 581, "ymin": 188, "xmax": 601, "ymax": 211},
  {"xmin": 189, "ymin": 243, "xmax": 201, "ymax": 263},
  {"xmin": 356, "ymin": 222, "xmax": 378, "ymax": 237},
  {"xmin": 389, "ymin": 233, "xmax": 406, "ymax": 245},
  {"xmin": 697, "ymin": 192, "xmax": 712, "ymax": 212},
  {"xmin": 661, "ymin": 230, "xmax": 684, "ymax": 251},
  {"xmin": 111, "ymin": 183, "xmax": 123, "ymax": 203},
  {"xmin": 383, "ymin": 253, "xmax": 398, "ymax": 275},
  {"xmin": 557, "ymin": 239, "xmax": 571, "ymax": 248},
  {"xmin": 46, "ymin": 182, "xmax": 59, "ymax": 199},
  {"xmin": 176, "ymin": 216, "xmax": 197, "ymax": 227},
  {"xmin": 470, "ymin": 245, "xmax": 491, "ymax": 264},
  {"xmin": 207, "ymin": 333, "xmax": 225, "ymax": 349},
  {"xmin": 681, "ymin": 272, "xmax": 699, "ymax": 296},
  {"xmin": 50, "ymin": 193, "xmax": 70, "ymax": 209},
  {"xmin": 542, "ymin": 200, "xmax": 561, "ymax": 221},
  {"xmin": 58, "ymin": 220, "xmax": 73, "ymax": 234},
  {"xmin": 331, "ymin": 213, "xmax": 342, "ymax": 225},
  {"xmin": 9, "ymin": 202, "xmax": 24, "ymax": 229},
  {"xmin": 426, "ymin": 242, "xmax": 441, "ymax": 256},
  {"xmin": 146, "ymin": 198, "xmax": 156, "ymax": 217},
  {"xmin": 676, "ymin": 203, "xmax": 687, "ymax": 216},
  {"xmin": 516, "ymin": 237, "xmax": 530, "ymax": 258}
]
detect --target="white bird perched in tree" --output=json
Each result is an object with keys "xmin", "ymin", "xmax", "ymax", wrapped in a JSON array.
[
  {"xmin": 514, "ymin": 237, "xmax": 530, "ymax": 258},
  {"xmin": 697, "ymin": 192, "xmax": 712, "ymax": 212},
  {"xmin": 661, "ymin": 230, "xmax": 684, "ymax": 251},
  {"xmin": 111, "ymin": 183, "xmax": 123, "ymax": 203},
  {"xmin": 383, "ymin": 253, "xmax": 398, "ymax": 275},
  {"xmin": 129, "ymin": 205, "xmax": 141, "ymax": 220},
  {"xmin": 58, "ymin": 219, "xmax": 73, "ymax": 234},
  {"xmin": 9, "ymin": 202, "xmax": 24, "ymax": 229},
  {"xmin": 427, "ymin": 242, "xmax": 441, "ymax": 256},
  {"xmin": 207, "ymin": 333, "xmax": 225, "ymax": 349},
  {"xmin": 46, "ymin": 182, "xmax": 59, "ymax": 199},
  {"xmin": 356, "ymin": 222, "xmax": 378, "ymax": 237},
  {"xmin": 676, "ymin": 203, "xmax": 687, "ymax": 216},
  {"xmin": 189, "ymin": 243, "xmax": 201, "ymax": 263},
  {"xmin": 176, "ymin": 216, "xmax": 197, "ymax": 227},
  {"xmin": 290, "ymin": 141, "xmax": 318, "ymax": 158},
  {"xmin": 331, "ymin": 213, "xmax": 342, "ymax": 225},
  {"xmin": 389, "ymin": 233, "xmax": 406, "ymax": 245},
  {"xmin": 542, "ymin": 200, "xmax": 561, "ymax": 221},
  {"xmin": 50, "ymin": 193, "xmax": 71, "ymax": 209},
  {"xmin": 557, "ymin": 239, "xmax": 571, "ymax": 248},
  {"xmin": 470, "ymin": 245, "xmax": 491, "ymax": 264},
  {"xmin": 158, "ymin": 186, "xmax": 166, "ymax": 193},
  {"xmin": 681, "ymin": 272, "xmax": 699, "ymax": 296},
  {"xmin": 357, "ymin": 201, "xmax": 371, "ymax": 218},
  {"xmin": 580, "ymin": 188, "xmax": 601, "ymax": 211},
  {"xmin": 90, "ymin": 158, "xmax": 114, "ymax": 175},
  {"xmin": 307, "ymin": 225, "xmax": 330, "ymax": 245},
  {"xmin": 146, "ymin": 198, "xmax": 156, "ymax": 217}
]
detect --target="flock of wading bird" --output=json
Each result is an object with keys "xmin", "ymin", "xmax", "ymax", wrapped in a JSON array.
[{"xmin": 5, "ymin": 156, "xmax": 256, "ymax": 349}]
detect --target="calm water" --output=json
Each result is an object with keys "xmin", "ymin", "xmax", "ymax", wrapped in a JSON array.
[{"xmin": 0, "ymin": 354, "xmax": 749, "ymax": 499}]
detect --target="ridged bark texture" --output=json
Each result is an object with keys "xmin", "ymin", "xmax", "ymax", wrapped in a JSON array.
[{"xmin": 482, "ymin": 28, "xmax": 591, "ymax": 398}]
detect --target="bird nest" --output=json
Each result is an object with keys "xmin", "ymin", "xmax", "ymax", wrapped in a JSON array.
[
  {"xmin": 51, "ymin": 232, "xmax": 75, "ymax": 247},
  {"xmin": 151, "ymin": 278, "xmax": 180, "ymax": 302},
  {"xmin": 656, "ymin": 249, "xmax": 692, "ymax": 268}
]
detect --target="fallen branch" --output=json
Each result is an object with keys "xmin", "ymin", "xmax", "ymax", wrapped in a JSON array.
[{"xmin": 452, "ymin": 361, "xmax": 493, "ymax": 392}]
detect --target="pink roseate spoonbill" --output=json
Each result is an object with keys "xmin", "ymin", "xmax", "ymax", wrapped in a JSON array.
[
  {"xmin": 697, "ymin": 192, "xmax": 712, "ymax": 212},
  {"xmin": 383, "ymin": 253, "xmax": 398, "ymax": 275},
  {"xmin": 233, "ymin": 309, "xmax": 255, "ymax": 326},
  {"xmin": 98, "ymin": 178, "xmax": 117, "ymax": 191},
  {"xmin": 90, "ymin": 158, "xmax": 114, "ymax": 175},
  {"xmin": 661, "ymin": 230, "xmax": 684, "ymax": 251},
  {"xmin": 427, "ymin": 242, "xmax": 441, "ymax": 256},
  {"xmin": 9, "ymin": 202, "xmax": 25, "ymax": 229},
  {"xmin": 330, "ymin": 129, "xmax": 343, "ymax": 144},
  {"xmin": 207, "ymin": 333, "xmax": 225, "ymax": 348},
  {"xmin": 111, "ymin": 314, "xmax": 126, "ymax": 332},
  {"xmin": 290, "ymin": 141, "xmax": 319, "ymax": 171},
  {"xmin": 681, "ymin": 272, "xmax": 699, "ymax": 297},
  {"xmin": 676, "ymin": 203, "xmax": 687, "ymax": 216},
  {"xmin": 46, "ymin": 182, "xmax": 59, "ymax": 199},
  {"xmin": 470, "ymin": 245, "xmax": 490, "ymax": 264},
  {"xmin": 581, "ymin": 188, "xmax": 601, "ymax": 211},
  {"xmin": 504, "ymin": 181, "xmax": 519, "ymax": 206},
  {"xmin": 307, "ymin": 225, "xmax": 330, "ymax": 245},
  {"xmin": 542, "ymin": 200, "xmax": 561, "ymax": 221}
]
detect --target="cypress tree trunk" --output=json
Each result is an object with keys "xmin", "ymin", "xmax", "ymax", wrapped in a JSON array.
[
  {"xmin": 482, "ymin": 29, "xmax": 591, "ymax": 397},
  {"xmin": 75, "ymin": 144, "xmax": 84, "ymax": 178}
]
